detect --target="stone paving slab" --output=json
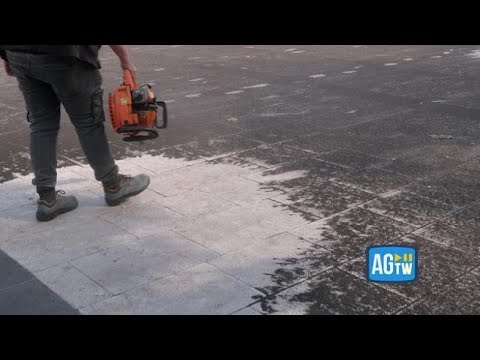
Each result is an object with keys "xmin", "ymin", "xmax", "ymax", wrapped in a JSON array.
[
  {"xmin": 398, "ymin": 268, "xmax": 480, "ymax": 315},
  {"xmin": 157, "ymin": 189, "xmax": 239, "ymax": 218},
  {"xmin": 208, "ymin": 232, "xmax": 320, "ymax": 294},
  {"xmin": 0, "ymin": 217, "xmax": 137, "ymax": 273},
  {"xmin": 70, "ymin": 232, "xmax": 218, "ymax": 294},
  {"xmin": 414, "ymin": 203, "xmax": 480, "ymax": 255},
  {"xmin": 81, "ymin": 263, "xmax": 262, "ymax": 315},
  {"xmin": 404, "ymin": 170, "xmax": 480, "ymax": 208},
  {"xmin": 35, "ymin": 263, "xmax": 112, "ymax": 309},
  {"xmin": 361, "ymin": 190, "xmax": 455, "ymax": 228},
  {"xmin": 290, "ymin": 207, "xmax": 416, "ymax": 262},
  {"xmin": 271, "ymin": 181, "xmax": 376, "ymax": 219},
  {"xmin": 0, "ymin": 251, "xmax": 34, "ymax": 290},
  {"xmin": 0, "ymin": 278, "xmax": 79, "ymax": 315},
  {"xmin": 172, "ymin": 199, "xmax": 317, "ymax": 255},
  {"xmin": 252, "ymin": 268, "xmax": 409, "ymax": 315},
  {"xmin": 332, "ymin": 167, "xmax": 413, "ymax": 195}
]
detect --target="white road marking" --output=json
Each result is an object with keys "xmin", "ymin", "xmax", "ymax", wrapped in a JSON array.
[
  {"xmin": 225, "ymin": 90, "xmax": 244, "ymax": 95},
  {"xmin": 309, "ymin": 74, "xmax": 326, "ymax": 78},
  {"xmin": 243, "ymin": 84, "xmax": 269, "ymax": 89}
]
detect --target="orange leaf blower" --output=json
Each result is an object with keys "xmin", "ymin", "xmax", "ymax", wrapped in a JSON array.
[{"xmin": 108, "ymin": 70, "xmax": 168, "ymax": 142}]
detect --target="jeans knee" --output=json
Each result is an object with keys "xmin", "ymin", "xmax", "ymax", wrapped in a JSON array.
[{"xmin": 27, "ymin": 108, "xmax": 61, "ymax": 134}]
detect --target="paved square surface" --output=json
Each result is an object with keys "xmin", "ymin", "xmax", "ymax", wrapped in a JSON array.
[{"xmin": 1, "ymin": 45, "xmax": 480, "ymax": 314}]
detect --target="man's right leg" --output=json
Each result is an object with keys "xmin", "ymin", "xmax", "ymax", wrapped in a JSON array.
[
  {"xmin": 7, "ymin": 52, "xmax": 79, "ymax": 221},
  {"xmin": 11, "ymin": 63, "xmax": 61, "ymax": 195}
]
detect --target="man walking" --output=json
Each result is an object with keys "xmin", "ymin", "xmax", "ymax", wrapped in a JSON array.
[{"xmin": 0, "ymin": 45, "xmax": 150, "ymax": 221}]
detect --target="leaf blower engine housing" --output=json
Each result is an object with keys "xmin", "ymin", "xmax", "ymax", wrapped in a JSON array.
[{"xmin": 108, "ymin": 70, "xmax": 168, "ymax": 142}]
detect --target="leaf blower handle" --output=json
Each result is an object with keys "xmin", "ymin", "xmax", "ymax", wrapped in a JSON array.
[
  {"xmin": 123, "ymin": 69, "xmax": 138, "ymax": 88},
  {"xmin": 155, "ymin": 101, "xmax": 168, "ymax": 129}
]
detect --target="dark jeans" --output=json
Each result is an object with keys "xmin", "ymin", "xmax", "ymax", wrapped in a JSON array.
[{"xmin": 6, "ymin": 51, "xmax": 118, "ymax": 192}]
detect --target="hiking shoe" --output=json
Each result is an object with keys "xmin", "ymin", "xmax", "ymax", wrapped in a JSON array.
[
  {"xmin": 36, "ymin": 190, "xmax": 79, "ymax": 222},
  {"xmin": 104, "ymin": 174, "xmax": 150, "ymax": 207}
]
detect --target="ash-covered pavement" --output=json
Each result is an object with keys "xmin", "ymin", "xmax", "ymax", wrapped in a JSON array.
[{"xmin": 1, "ymin": 45, "xmax": 480, "ymax": 315}]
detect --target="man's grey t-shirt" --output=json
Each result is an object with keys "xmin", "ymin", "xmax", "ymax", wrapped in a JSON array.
[{"xmin": 0, "ymin": 45, "xmax": 102, "ymax": 68}]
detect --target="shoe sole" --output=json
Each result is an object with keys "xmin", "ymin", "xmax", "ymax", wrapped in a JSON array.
[
  {"xmin": 105, "ymin": 178, "xmax": 151, "ymax": 207},
  {"xmin": 36, "ymin": 204, "xmax": 79, "ymax": 222}
]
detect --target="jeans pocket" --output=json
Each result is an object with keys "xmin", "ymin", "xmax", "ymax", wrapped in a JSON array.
[{"xmin": 92, "ymin": 88, "xmax": 105, "ymax": 122}]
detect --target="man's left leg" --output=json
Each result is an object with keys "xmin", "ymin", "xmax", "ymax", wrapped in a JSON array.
[{"xmin": 50, "ymin": 60, "xmax": 150, "ymax": 206}]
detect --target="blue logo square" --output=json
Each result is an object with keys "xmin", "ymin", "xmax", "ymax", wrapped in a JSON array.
[{"xmin": 367, "ymin": 246, "xmax": 417, "ymax": 283}]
